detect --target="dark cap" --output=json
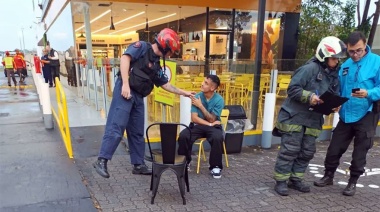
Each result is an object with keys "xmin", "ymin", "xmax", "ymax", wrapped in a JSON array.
[{"xmin": 207, "ymin": 75, "xmax": 220, "ymax": 87}]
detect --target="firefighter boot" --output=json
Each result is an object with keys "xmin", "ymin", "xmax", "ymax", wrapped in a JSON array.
[
  {"xmin": 314, "ymin": 171, "xmax": 334, "ymax": 187},
  {"xmin": 342, "ymin": 176, "xmax": 358, "ymax": 196},
  {"xmin": 288, "ymin": 179, "xmax": 310, "ymax": 192},
  {"xmin": 274, "ymin": 181, "xmax": 289, "ymax": 196},
  {"xmin": 93, "ymin": 158, "xmax": 110, "ymax": 178}
]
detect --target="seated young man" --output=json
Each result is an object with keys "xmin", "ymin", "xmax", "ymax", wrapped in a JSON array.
[{"xmin": 178, "ymin": 75, "xmax": 225, "ymax": 178}]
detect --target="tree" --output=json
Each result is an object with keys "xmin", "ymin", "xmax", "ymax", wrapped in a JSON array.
[{"xmin": 296, "ymin": 0, "xmax": 356, "ymax": 59}]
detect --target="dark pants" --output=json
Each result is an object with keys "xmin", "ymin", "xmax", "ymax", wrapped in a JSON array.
[
  {"xmin": 324, "ymin": 112, "xmax": 379, "ymax": 177},
  {"xmin": 16, "ymin": 68, "xmax": 25, "ymax": 82},
  {"xmin": 6, "ymin": 68, "xmax": 17, "ymax": 85},
  {"xmin": 98, "ymin": 78, "xmax": 145, "ymax": 165},
  {"xmin": 178, "ymin": 124, "xmax": 224, "ymax": 169},
  {"xmin": 274, "ymin": 127, "xmax": 317, "ymax": 181},
  {"xmin": 42, "ymin": 67, "xmax": 53, "ymax": 86},
  {"xmin": 66, "ymin": 63, "xmax": 77, "ymax": 86},
  {"xmin": 51, "ymin": 65, "xmax": 60, "ymax": 85}
]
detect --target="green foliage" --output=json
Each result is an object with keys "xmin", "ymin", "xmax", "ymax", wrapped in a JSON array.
[{"xmin": 296, "ymin": 0, "xmax": 356, "ymax": 59}]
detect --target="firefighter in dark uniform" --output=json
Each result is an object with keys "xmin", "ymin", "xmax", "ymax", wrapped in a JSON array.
[
  {"xmin": 93, "ymin": 28, "xmax": 195, "ymax": 178},
  {"xmin": 273, "ymin": 36, "xmax": 347, "ymax": 196}
]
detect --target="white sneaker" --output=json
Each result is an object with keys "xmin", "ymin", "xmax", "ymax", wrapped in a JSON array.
[{"xmin": 211, "ymin": 167, "xmax": 222, "ymax": 179}]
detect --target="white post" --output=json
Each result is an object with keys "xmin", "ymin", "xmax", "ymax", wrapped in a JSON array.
[
  {"xmin": 38, "ymin": 75, "xmax": 44, "ymax": 106},
  {"xmin": 180, "ymin": 96, "xmax": 192, "ymax": 131},
  {"xmin": 41, "ymin": 83, "xmax": 54, "ymax": 129},
  {"xmin": 261, "ymin": 93, "xmax": 277, "ymax": 149}
]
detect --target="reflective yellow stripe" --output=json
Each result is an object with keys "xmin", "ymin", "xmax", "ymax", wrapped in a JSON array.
[
  {"xmin": 275, "ymin": 122, "xmax": 302, "ymax": 132},
  {"xmin": 301, "ymin": 90, "xmax": 312, "ymax": 103},
  {"xmin": 291, "ymin": 172, "xmax": 304, "ymax": 179},
  {"xmin": 274, "ymin": 172, "xmax": 291, "ymax": 181},
  {"xmin": 305, "ymin": 127, "xmax": 321, "ymax": 137}
]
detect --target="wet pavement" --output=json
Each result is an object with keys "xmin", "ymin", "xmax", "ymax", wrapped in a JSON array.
[{"xmin": 0, "ymin": 73, "xmax": 96, "ymax": 212}]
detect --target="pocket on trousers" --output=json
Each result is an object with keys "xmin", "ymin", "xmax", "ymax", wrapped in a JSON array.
[{"xmin": 112, "ymin": 107, "xmax": 130, "ymax": 130}]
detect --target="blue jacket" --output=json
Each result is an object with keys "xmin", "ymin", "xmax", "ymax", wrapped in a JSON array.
[{"xmin": 339, "ymin": 45, "xmax": 380, "ymax": 123}]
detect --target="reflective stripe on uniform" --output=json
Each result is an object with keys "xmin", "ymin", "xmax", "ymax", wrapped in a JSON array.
[
  {"xmin": 305, "ymin": 128, "xmax": 321, "ymax": 137},
  {"xmin": 301, "ymin": 90, "xmax": 312, "ymax": 103},
  {"xmin": 275, "ymin": 122, "xmax": 302, "ymax": 133},
  {"xmin": 290, "ymin": 172, "xmax": 304, "ymax": 179},
  {"xmin": 274, "ymin": 172, "xmax": 291, "ymax": 181}
]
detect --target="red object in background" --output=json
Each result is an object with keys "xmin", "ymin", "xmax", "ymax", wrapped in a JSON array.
[{"xmin": 33, "ymin": 55, "xmax": 41, "ymax": 73}]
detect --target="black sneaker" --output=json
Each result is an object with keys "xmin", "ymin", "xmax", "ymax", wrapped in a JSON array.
[{"xmin": 132, "ymin": 164, "xmax": 152, "ymax": 175}]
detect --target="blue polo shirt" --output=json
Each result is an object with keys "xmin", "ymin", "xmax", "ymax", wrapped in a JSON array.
[
  {"xmin": 123, "ymin": 41, "xmax": 168, "ymax": 87},
  {"xmin": 191, "ymin": 92, "xmax": 224, "ymax": 121}
]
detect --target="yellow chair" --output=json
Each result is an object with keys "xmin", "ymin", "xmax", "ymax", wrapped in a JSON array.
[
  {"xmin": 277, "ymin": 78, "xmax": 291, "ymax": 98},
  {"xmin": 194, "ymin": 109, "xmax": 230, "ymax": 174}
]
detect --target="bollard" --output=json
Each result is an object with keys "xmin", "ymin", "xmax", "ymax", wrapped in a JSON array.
[
  {"xmin": 261, "ymin": 93, "xmax": 277, "ymax": 149},
  {"xmin": 38, "ymin": 75, "xmax": 44, "ymax": 106},
  {"xmin": 41, "ymin": 83, "xmax": 54, "ymax": 129},
  {"xmin": 180, "ymin": 96, "xmax": 192, "ymax": 131}
]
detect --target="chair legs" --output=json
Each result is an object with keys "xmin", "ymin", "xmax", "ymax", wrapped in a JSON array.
[
  {"xmin": 196, "ymin": 139, "xmax": 229, "ymax": 174},
  {"xmin": 150, "ymin": 164, "xmax": 188, "ymax": 205}
]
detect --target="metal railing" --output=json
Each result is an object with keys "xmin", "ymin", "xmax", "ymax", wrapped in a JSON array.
[{"xmin": 51, "ymin": 77, "xmax": 73, "ymax": 158}]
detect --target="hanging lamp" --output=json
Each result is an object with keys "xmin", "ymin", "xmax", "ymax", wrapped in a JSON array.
[
  {"xmin": 177, "ymin": 6, "xmax": 182, "ymax": 33},
  {"xmin": 144, "ymin": 5, "xmax": 150, "ymax": 32},
  {"xmin": 110, "ymin": 5, "xmax": 115, "ymax": 30}
]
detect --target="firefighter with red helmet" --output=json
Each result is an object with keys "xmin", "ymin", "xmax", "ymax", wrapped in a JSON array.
[{"xmin": 93, "ymin": 28, "xmax": 195, "ymax": 178}]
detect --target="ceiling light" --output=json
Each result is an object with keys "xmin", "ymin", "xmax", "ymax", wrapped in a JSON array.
[
  {"xmin": 75, "ymin": 9, "xmax": 111, "ymax": 32},
  {"xmin": 78, "ymin": 32, "xmax": 85, "ymax": 38},
  {"xmin": 92, "ymin": 12, "xmax": 145, "ymax": 34},
  {"xmin": 110, "ymin": 13, "xmax": 177, "ymax": 35}
]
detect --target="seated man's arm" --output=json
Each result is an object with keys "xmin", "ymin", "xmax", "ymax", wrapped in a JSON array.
[
  {"xmin": 191, "ymin": 112, "xmax": 216, "ymax": 126},
  {"xmin": 191, "ymin": 96, "xmax": 217, "ymax": 123}
]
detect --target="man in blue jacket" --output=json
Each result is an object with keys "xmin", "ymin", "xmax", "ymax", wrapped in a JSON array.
[{"xmin": 314, "ymin": 31, "xmax": 380, "ymax": 196}]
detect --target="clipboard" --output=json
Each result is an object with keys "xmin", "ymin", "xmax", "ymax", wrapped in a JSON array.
[{"xmin": 310, "ymin": 91, "xmax": 348, "ymax": 115}]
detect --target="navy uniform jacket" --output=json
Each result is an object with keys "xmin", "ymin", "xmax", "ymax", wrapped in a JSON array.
[{"xmin": 276, "ymin": 57, "xmax": 340, "ymax": 135}]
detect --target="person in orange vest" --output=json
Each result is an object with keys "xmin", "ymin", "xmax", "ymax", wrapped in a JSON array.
[
  {"xmin": 2, "ymin": 51, "xmax": 17, "ymax": 86},
  {"xmin": 14, "ymin": 52, "xmax": 27, "ymax": 84}
]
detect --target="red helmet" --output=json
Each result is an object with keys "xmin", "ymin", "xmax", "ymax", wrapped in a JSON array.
[
  {"xmin": 155, "ymin": 28, "xmax": 180, "ymax": 55},
  {"xmin": 5, "ymin": 51, "xmax": 10, "ymax": 56}
]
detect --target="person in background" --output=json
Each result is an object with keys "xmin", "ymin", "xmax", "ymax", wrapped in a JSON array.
[
  {"xmin": 177, "ymin": 75, "xmax": 225, "ymax": 179},
  {"xmin": 46, "ymin": 42, "xmax": 60, "ymax": 87},
  {"xmin": 2, "ymin": 51, "xmax": 17, "ymax": 86},
  {"xmin": 41, "ymin": 48, "xmax": 53, "ymax": 87},
  {"xmin": 314, "ymin": 31, "xmax": 380, "ymax": 196},
  {"xmin": 272, "ymin": 36, "xmax": 347, "ymax": 196},
  {"xmin": 13, "ymin": 51, "xmax": 26, "ymax": 84},
  {"xmin": 65, "ymin": 46, "xmax": 77, "ymax": 87},
  {"xmin": 93, "ymin": 28, "xmax": 195, "ymax": 178}
]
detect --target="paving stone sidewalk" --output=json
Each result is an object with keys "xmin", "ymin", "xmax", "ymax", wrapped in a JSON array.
[{"xmin": 75, "ymin": 138, "xmax": 380, "ymax": 212}]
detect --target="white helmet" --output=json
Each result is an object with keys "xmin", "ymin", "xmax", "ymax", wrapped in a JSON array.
[{"xmin": 315, "ymin": 36, "xmax": 347, "ymax": 62}]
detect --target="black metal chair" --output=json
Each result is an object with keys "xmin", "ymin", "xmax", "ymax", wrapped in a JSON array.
[{"xmin": 146, "ymin": 123, "xmax": 191, "ymax": 205}]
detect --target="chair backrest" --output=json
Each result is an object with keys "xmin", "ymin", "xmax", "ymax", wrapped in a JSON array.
[
  {"xmin": 220, "ymin": 109, "xmax": 230, "ymax": 131},
  {"xmin": 146, "ymin": 123, "xmax": 191, "ymax": 164}
]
